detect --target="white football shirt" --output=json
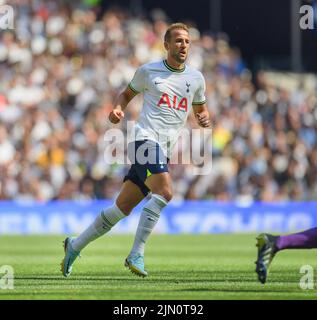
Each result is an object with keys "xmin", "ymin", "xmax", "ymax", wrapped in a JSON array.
[{"xmin": 128, "ymin": 60, "xmax": 206, "ymax": 159}]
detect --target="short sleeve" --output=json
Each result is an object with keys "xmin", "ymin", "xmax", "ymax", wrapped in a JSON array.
[
  {"xmin": 128, "ymin": 65, "xmax": 146, "ymax": 93},
  {"xmin": 192, "ymin": 73, "xmax": 206, "ymax": 105}
]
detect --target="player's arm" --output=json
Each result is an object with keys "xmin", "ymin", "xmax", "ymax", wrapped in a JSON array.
[
  {"xmin": 108, "ymin": 86, "xmax": 139, "ymax": 124},
  {"xmin": 193, "ymin": 103, "xmax": 211, "ymax": 128},
  {"xmin": 192, "ymin": 73, "xmax": 210, "ymax": 128}
]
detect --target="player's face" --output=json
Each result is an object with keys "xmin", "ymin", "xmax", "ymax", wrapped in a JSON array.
[{"xmin": 166, "ymin": 29, "xmax": 190, "ymax": 64}]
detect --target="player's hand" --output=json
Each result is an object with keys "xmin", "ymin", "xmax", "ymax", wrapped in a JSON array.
[
  {"xmin": 109, "ymin": 109, "xmax": 125, "ymax": 124},
  {"xmin": 196, "ymin": 113, "xmax": 211, "ymax": 128}
]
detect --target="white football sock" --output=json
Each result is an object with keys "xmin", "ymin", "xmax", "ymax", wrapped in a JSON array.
[
  {"xmin": 130, "ymin": 194, "xmax": 168, "ymax": 256},
  {"xmin": 72, "ymin": 204, "xmax": 126, "ymax": 252}
]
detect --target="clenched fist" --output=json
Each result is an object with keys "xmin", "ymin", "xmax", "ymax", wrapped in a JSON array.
[
  {"xmin": 109, "ymin": 109, "xmax": 125, "ymax": 124},
  {"xmin": 196, "ymin": 113, "xmax": 211, "ymax": 128}
]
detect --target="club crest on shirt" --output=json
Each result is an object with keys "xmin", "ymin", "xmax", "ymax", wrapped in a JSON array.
[{"xmin": 186, "ymin": 81, "xmax": 190, "ymax": 93}]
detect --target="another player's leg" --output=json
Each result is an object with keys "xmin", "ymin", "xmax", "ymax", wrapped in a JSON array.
[
  {"xmin": 125, "ymin": 172, "xmax": 172, "ymax": 277},
  {"xmin": 275, "ymin": 227, "xmax": 317, "ymax": 250},
  {"xmin": 255, "ymin": 227, "xmax": 317, "ymax": 283},
  {"xmin": 61, "ymin": 180, "xmax": 145, "ymax": 277}
]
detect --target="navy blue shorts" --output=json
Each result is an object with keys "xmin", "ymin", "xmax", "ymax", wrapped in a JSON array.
[{"xmin": 123, "ymin": 140, "xmax": 169, "ymax": 196}]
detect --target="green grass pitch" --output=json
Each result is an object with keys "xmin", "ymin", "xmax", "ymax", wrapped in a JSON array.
[{"xmin": 0, "ymin": 234, "xmax": 316, "ymax": 300}]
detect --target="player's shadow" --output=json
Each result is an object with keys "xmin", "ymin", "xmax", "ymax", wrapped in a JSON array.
[
  {"xmin": 14, "ymin": 275, "xmax": 155, "ymax": 282},
  {"xmin": 15, "ymin": 272, "xmax": 302, "ymax": 286},
  {"xmin": 175, "ymin": 287, "xmax": 299, "ymax": 293},
  {"xmin": 15, "ymin": 268, "xmax": 302, "ymax": 286}
]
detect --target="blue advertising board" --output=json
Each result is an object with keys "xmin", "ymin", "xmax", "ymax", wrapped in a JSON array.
[{"xmin": 0, "ymin": 200, "xmax": 316, "ymax": 234}]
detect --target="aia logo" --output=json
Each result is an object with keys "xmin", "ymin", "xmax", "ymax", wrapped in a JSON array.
[{"xmin": 157, "ymin": 93, "xmax": 188, "ymax": 112}]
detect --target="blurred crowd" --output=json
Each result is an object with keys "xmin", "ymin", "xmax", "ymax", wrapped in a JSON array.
[{"xmin": 1, "ymin": 0, "xmax": 317, "ymax": 202}]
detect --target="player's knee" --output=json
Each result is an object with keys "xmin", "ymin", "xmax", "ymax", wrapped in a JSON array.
[
  {"xmin": 151, "ymin": 187, "xmax": 173, "ymax": 202},
  {"xmin": 160, "ymin": 189, "xmax": 173, "ymax": 202},
  {"xmin": 115, "ymin": 200, "xmax": 132, "ymax": 216}
]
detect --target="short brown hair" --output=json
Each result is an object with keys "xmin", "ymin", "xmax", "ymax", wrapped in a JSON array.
[{"xmin": 164, "ymin": 23, "xmax": 189, "ymax": 42}]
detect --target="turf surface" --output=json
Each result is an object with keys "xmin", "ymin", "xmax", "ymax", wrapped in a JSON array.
[{"xmin": 0, "ymin": 234, "xmax": 316, "ymax": 300}]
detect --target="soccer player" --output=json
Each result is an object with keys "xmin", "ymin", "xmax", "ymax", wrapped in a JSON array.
[
  {"xmin": 61, "ymin": 23, "xmax": 211, "ymax": 277},
  {"xmin": 255, "ymin": 227, "xmax": 317, "ymax": 284}
]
